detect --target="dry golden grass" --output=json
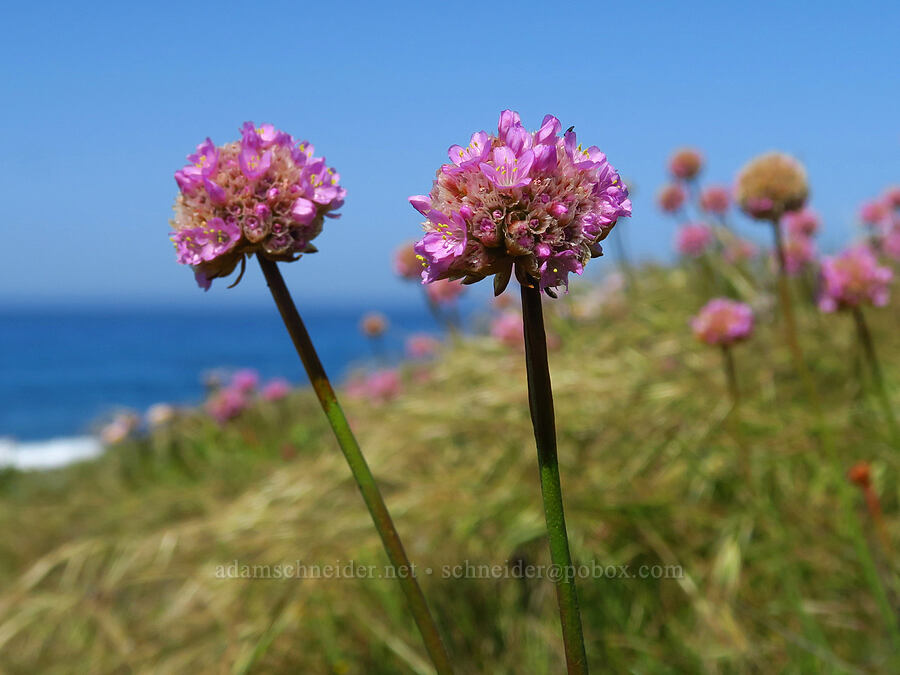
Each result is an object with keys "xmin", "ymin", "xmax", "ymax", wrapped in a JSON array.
[{"xmin": 1, "ymin": 265, "xmax": 898, "ymax": 673}]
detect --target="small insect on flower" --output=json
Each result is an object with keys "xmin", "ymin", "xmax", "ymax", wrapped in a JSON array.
[
  {"xmin": 169, "ymin": 123, "xmax": 345, "ymax": 289},
  {"xmin": 409, "ymin": 110, "xmax": 631, "ymax": 296}
]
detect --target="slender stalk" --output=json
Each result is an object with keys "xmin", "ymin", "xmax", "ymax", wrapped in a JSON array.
[
  {"xmin": 771, "ymin": 220, "xmax": 811, "ymax": 390},
  {"xmin": 520, "ymin": 279, "xmax": 588, "ymax": 675},
  {"xmin": 851, "ymin": 306, "xmax": 900, "ymax": 445},
  {"xmin": 257, "ymin": 256, "xmax": 453, "ymax": 675},
  {"xmin": 722, "ymin": 345, "xmax": 750, "ymax": 484},
  {"xmin": 722, "ymin": 344, "xmax": 740, "ymax": 408}
]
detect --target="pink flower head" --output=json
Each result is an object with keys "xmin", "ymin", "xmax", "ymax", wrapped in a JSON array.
[
  {"xmin": 170, "ymin": 122, "xmax": 345, "ymax": 289},
  {"xmin": 261, "ymin": 378, "xmax": 292, "ymax": 401},
  {"xmin": 884, "ymin": 186, "xmax": 900, "ymax": 210},
  {"xmin": 100, "ymin": 412, "xmax": 140, "ymax": 445},
  {"xmin": 394, "ymin": 241, "xmax": 423, "ymax": 280},
  {"xmin": 675, "ymin": 223, "xmax": 714, "ymax": 257},
  {"xmin": 360, "ymin": 312, "xmax": 388, "ymax": 337},
  {"xmin": 882, "ymin": 224, "xmax": 900, "ymax": 261},
  {"xmin": 365, "ymin": 369, "xmax": 402, "ymax": 402},
  {"xmin": 859, "ymin": 199, "xmax": 890, "ymax": 228},
  {"xmin": 723, "ymin": 238, "xmax": 758, "ymax": 264},
  {"xmin": 171, "ymin": 217, "xmax": 242, "ymax": 266},
  {"xmin": 410, "ymin": 110, "xmax": 630, "ymax": 294},
  {"xmin": 405, "ymin": 333, "xmax": 441, "ymax": 359},
  {"xmin": 424, "ymin": 277, "xmax": 465, "ymax": 304},
  {"xmin": 205, "ymin": 387, "xmax": 247, "ymax": 424},
  {"xmin": 668, "ymin": 148, "xmax": 704, "ymax": 181},
  {"xmin": 782, "ymin": 208, "xmax": 820, "ymax": 238},
  {"xmin": 658, "ymin": 183, "xmax": 687, "ymax": 214},
  {"xmin": 491, "ymin": 311, "xmax": 524, "ymax": 348},
  {"xmin": 699, "ymin": 185, "xmax": 731, "ymax": 215},
  {"xmin": 230, "ymin": 368, "xmax": 259, "ymax": 393},
  {"xmin": 819, "ymin": 245, "xmax": 893, "ymax": 312},
  {"xmin": 782, "ymin": 234, "xmax": 817, "ymax": 276},
  {"xmin": 691, "ymin": 298, "xmax": 754, "ymax": 346}
]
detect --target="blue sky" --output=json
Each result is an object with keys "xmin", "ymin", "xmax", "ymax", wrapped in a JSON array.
[{"xmin": 1, "ymin": 1, "xmax": 898, "ymax": 308}]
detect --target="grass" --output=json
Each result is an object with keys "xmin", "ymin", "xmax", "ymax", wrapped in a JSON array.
[{"xmin": 1, "ymin": 262, "xmax": 899, "ymax": 673}]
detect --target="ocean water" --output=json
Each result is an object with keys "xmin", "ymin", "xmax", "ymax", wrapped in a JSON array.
[{"xmin": 0, "ymin": 304, "xmax": 446, "ymax": 466}]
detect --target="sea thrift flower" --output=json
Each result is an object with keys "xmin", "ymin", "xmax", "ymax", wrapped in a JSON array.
[
  {"xmin": 424, "ymin": 278, "xmax": 465, "ymax": 304},
  {"xmin": 406, "ymin": 334, "xmax": 441, "ymax": 359},
  {"xmin": 735, "ymin": 152, "xmax": 808, "ymax": 221},
  {"xmin": 231, "ymin": 368, "xmax": 259, "ymax": 393},
  {"xmin": 675, "ymin": 223, "xmax": 714, "ymax": 257},
  {"xmin": 882, "ymin": 225, "xmax": 900, "ymax": 261},
  {"xmin": 658, "ymin": 183, "xmax": 687, "ymax": 214},
  {"xmin": 394, "ymin": 242, "xmax": 422, "ymax": 281},
  {"xmin": 669, "ymin": 148, "xmax": 704, "ymax": 180},
  {"xmin": 699, "ymin": 185, "xmax": 731, "ymax": 215},
  {"xmin": 782, "ymin": 234, "xmax": 817, "ymax": 275},
  {"xmin": 783, "ymin": 208, "xmax": 820, "ymax": 238},
  {"xmin": 262, "ymin": 378, "xmax": 292, "ymax": 401},
  {"xmin": 848, "ymin": 461, "xmax": 872, "ymax": 488},
  {"xmin": 170, "ymin": 122, "xmax": 345, "ymax": 289},
  {"xmin": 100, "ymin": 412, "xmax": 139, "ymax": 445},
  {"xmin": 884, "ymin": 186, "xmax": 900, "ymax": 210},
  {"xmin": 691, "ymin": 298, "xmax": 754, "ymax": 346},
  {"xmin": 819, "ymin": 245, "xmax": 893, "ymax": 312},
  {"xmin": 723, "ymin": 238, "xmax": 758, "ymax": 264},
  {"xmin": 206, "ymin": 387, "xmax": 247, "ymax": 424},
  {"xmin": 410, "ymin": 110, "xmax": 630, "ymax": 294},
  {"xmin": 366, "ymin": 369, "xmax": 402, "ymax": 402},
  {"xmin": 859, "ymin": 199, "xmax": 890, "ymax": 228},
  {"xmin": 491, "ymin": 312, "xmax": 525, "ymax": 348},
  {"xmin": 146, "ymin": 403, "xmax": 175, "ymax": 428},
  {"xmin": 360, "ymin": 312, "xmax": 388, "ymax": 337}
]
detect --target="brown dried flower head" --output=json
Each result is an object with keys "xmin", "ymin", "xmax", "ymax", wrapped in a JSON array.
[{"xmin": 735, "ymin": 152, "xmax": 808, "ymax": 222}]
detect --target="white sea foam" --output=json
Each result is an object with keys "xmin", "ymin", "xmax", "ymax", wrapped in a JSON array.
[{"xmin": 0, "ymin": 436, "xmax": 104, "ymax": 471}]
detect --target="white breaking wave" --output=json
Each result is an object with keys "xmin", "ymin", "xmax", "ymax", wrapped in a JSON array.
[{"xmin": 0, "ymin": 436, "xmax": 104, "ymax": 471}]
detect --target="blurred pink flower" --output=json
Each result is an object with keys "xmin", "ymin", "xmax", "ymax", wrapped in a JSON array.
[
  {"xmin": 882, "ymin": 224, "xmax": 900, "ymax": 261},
  {"xmin": 669, "ymin": 148, "xmax": 704, "ymax": 180},
  {"xmin": 859, "ymin": 199, "xmax": 890, "ymax": 228},
  {"xmin": 100, "ymin": 412, "xmax": 140, "ymax": 445},
  {"xmin": 491, "ymin": 312, "xmax": 524, "ymax": 348},
  {"xmin": 231, "ymin": 368, "xmax": 259, "ymax": 393},
  {"xmin": 691, "ymin": 298, "xmax": 754, "ymax": 346},
  {"xmin": 262, "ymin": 378, "xmax": 292, "ymax": 401},
  {"xmin": 723, "ymin": 238, "xmax": 758, "ymax": 264},
  {"xmin": 394, "ymin": 241, "xmax": 422, "ymax": 281},
  {"xmin": 206, "ymin": 388, "xmax": 247, "ymax": 424},
  {"xmin": 675, "ymin": 223, "xmax": 714, "ymax": 257},
  {"xmin": 782, "ymin": 208, "xmax": 820, "ymax": 238},
  {"xmin": 424, "ymin": 278, "xmax": 465, "ymax": 304},
  {"xmin": 884, "ymin": 186, "xmax": 900, "ymax": 210},
  {"xmin": 146, "ymin": 403, "xmax": 175, "ymax": 428},
  {"xmin": 782, "ymin": 234, "xmax": 817, "ymax": 276},
  {"xmin": 699, "ymin": 185, "xmax": 731, "ymax": 215},
  {"xmin": 360, "ymin": 312, "xmax": 389, "ymax": 337},
  {"xmin": 366, "ymin": 369, "xmax": 402, "ymax": 402},
  {"xmin": 406, "ymin": 333, "xmax": 441, "ymax": 359},
  {"xmin": 819, "ymin": 245, "xmax": 893, "ymax": 312},
  {"xmin": 658, "ymin": 183, "xmax": 687, "ymax": 214}
]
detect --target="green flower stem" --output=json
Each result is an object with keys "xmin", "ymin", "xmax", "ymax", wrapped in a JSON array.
[
  {"xmin": 722, "ymin": 344, "xmax": 740, "ymax": 409},
  {"xmin": 852, "ymin": 306, "xmax": 900, "ymax": 445},
  {"xmin": 520, "ymin": 279, "xmax": 589, "ymax": 675},
  {"xmin": 258, "ymin": 256, "xmax": 454, "ymax": 675},
  {"xmin": 770, "ymin": 223, "xmax": 900, "ymax": 650}
]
